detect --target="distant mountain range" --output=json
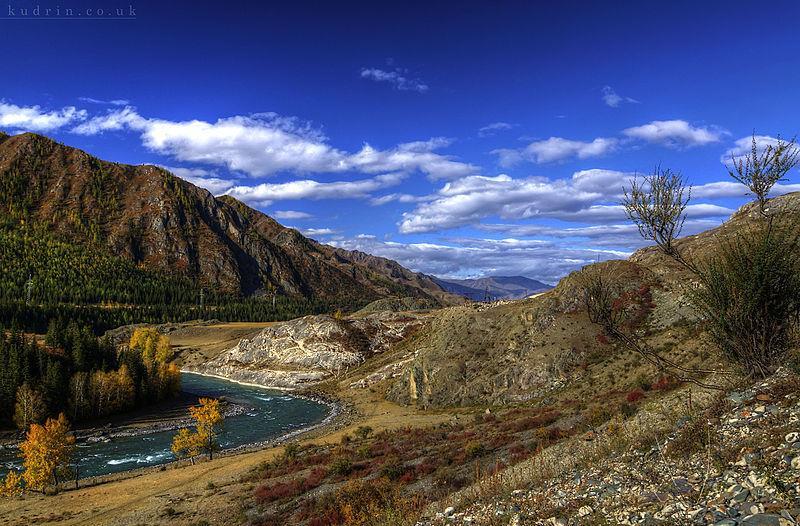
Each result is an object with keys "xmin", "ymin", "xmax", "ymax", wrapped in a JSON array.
[
  {"xmin": 0, "ymin": 131, "xmax": 457, "ymax": 309},
  {"xmin": 433, "ymin": 275, "xmax": 552, "ymax": 301}
]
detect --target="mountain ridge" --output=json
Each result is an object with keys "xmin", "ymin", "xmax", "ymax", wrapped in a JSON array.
[{"xmin": 0, "ymin": 131, "xmax": 455, "ymax": 308}]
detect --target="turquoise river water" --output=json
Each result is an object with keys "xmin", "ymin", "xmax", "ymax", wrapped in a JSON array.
[{"xmin": 0, "ymin": 372, "xmax": 330, "ymax": 479}]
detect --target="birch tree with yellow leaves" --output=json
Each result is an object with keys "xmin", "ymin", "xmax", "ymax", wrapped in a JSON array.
[
  {"xmin": 18, "ymin": 413, "xmax": 76, "ymax": 493},
  {"xmin": 172, "ymin": 398, "xmax": 223, "ymax": 463}
]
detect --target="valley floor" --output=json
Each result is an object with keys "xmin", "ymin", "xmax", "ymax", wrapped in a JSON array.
[{"xmin": 0, "ymin": 323, "xmax": 457, "ymax": 525}]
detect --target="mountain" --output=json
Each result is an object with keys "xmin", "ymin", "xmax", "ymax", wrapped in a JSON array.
[
  {"xmin": 0, "ymin": 131, "xmax": 454, "ymax": 308},
  {"xmin": 434, "ymin": 275, "xmax": 552, "ymax": 301}
]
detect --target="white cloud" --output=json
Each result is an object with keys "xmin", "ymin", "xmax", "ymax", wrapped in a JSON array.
[
  {"xmin": 398, "ymin": 169, "xmax": 736, "ymax": 234},
  {"xmin": 72, "ymin": 106, "xmax": 147, "ymax": 135},
  {"xmin": 73, "ymin": 107, "xmax": 474, "ymax": 180},
  {"xmin": 272, "ymin": 210, "xmax": 314, "ymax": 220},
  {"xmin": 360, "ymin": 67, "xmax": 428, "ymax": 92},
  {"xmin": 79, "ymin": 97, "xmax": 129, "ymax": 106},
  {"xmin": 494, "ymin": 137, "xmax": 618, "ymax": 165},
  {"xmin": 0, "ymin": 102, "xmax": 87, "ymax": 132},
  {"xmin": 601, "ymin": 86, "xmax": 639, "ymax": 108},
  {"xmin": 370, "ymin": 193, "xmax": 431, "ymax": 206},
  {"xmin": 477, "ymin": 218, "xmax": 722, "ymax": 251},
  {"xmin": 225, "ymin": 173, "xmax": 406, "ymax": 205},
  {"xmin": 478, "ymin": 122, "xmax": 515, "ymax": 137},
  {"xmin": 296, "ymin": 227, "xmax": 338, "ymax": 238},
  {"xmin": 329, "ymin": 236, "xmax": 624, "ymax": 283},
  {"xmin": 160, "ymin": 166, "xmax": 235, "ymax": 194},
  {"xmin": 721, "ymin": 135, "xmax": 800, "ymax": 170},
  {"xmin": 623, "ymin": 119, "xmax": 723, "ymax": 147}
]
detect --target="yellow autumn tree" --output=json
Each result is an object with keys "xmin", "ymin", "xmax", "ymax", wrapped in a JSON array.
[
  {"xmin": 129, "ymin": 327, "xmax": 173, "ymax": 365},
  {"xmin": 19, "ymin": 413, "xmax": 76, "ymax": 493},
  {"xmin": 0, "ymin": 469, "xmax": 24, "ymax": 497},
  {"xmin": 172, "ymin": 398, "xmax": 223, "ymax": 462}
]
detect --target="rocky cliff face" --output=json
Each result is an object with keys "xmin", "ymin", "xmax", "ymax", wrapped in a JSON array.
[
  {"xmin": 0, "ymin": 132, "xmax": 455, "ymax": 305},
  {"xmin": 185, "ymin": 312, "xmax": 425, "ymax": 389}
]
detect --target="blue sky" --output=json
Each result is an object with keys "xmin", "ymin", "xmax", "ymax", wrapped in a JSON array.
[{"xmin": 2, "ymin": 0, "xmax": 800, "ymax": 282}]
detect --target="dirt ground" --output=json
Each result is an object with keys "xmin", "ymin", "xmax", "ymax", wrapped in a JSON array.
[{"xmin": 0, "ymin": 321, "xmax": 456, "ymax": 526}]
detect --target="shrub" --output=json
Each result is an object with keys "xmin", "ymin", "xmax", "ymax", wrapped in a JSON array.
[
  {"xmin": 328, "ymin": 456, "xmax": 353, "ymax": 477},
  {"xmin": 380, "ymin": 456, "xmax": 406, "ymax": 480},
  {"xmin": 651, "ymin": 376, "xmax": 674, "ymax": 390},
  {"xmin": 689, "ymin": 222, "xmax": 800, "ymax": 377},
  {"xmin": 625, "ymin": 389, "xmax": 645, "ymax": 403},
  {"xmin": 254, "ymin": 478, "xmax": 307, "ymax": 503},
  {"xmin": 635, "ymin": 373, "xmax": 652, "ymax": 391},
  {"xmin": 465, "ymin": 440, "xmax": 486, "ymax": 459},
  {"xmin": 354, "ymin": 426, "xmax": 373, "ymax": 440},
  {"xmin": 619, "ymin": 402, "xmax": 637, "ymax": 417},
  {"xmin": 283, "ymin": 443, "xmax": 300, "ymax": 462}
]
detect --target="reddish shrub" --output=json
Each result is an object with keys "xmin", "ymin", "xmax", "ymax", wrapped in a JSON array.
[
  {"xmin": 254, "ymin": 479, "xmax": 302, "ymax": 503},
  {"xmin": 651, "ymin": 376, "xmax": 674, "ymax": 390},
  {"xmin": 303, "ymin": 466, "xmax": 327, "ymax": 488},
  {"xmin": 626, "ymin": 389, "xmax": 645, "ymax": 403},
  {"xmin": 596, "ymin": 332, "xmax": 611, "ymax": 345}
]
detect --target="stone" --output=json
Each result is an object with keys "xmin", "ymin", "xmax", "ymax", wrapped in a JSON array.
[
  {"xmin": 578, "ymin": 505, "xmax": 593, "ymax": 517},
  {"xmin": 739, "ymin": 514, "xmax": 782, "ymax": 526},
  {"xmin": 444, "ymin": 507, "xmax": 455, "ymax": 517},
  {"xmin": 785, "ymin": 432, "xmax": 799, "ymax": 444}
]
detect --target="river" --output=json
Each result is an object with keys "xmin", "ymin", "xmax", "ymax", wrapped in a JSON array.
[{"xmin": 0, "ymin": 372, "xmax": 330, "ymax": 479}]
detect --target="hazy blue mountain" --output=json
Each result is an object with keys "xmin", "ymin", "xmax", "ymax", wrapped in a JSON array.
[{"xmin": 433, "ymin": 275, "xmax": 552, "ymax": 301}]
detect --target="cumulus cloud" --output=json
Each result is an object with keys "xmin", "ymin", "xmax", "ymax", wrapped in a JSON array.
[
  {"xmin": 623, "ymin": 119, "xmax": 723, "ymax": 148},
  {"xmin": 494, "ymin": 137, "xmax": 618, "ymax": 165},
  {"xmin": 601, "ymin": 86, "xmax": 639, "ymax": 108},
  {"xmin": 272, "ymin": 210, "xmax": 313, "ymax": 220},
  {"xmin": 360, "ymin": 67, "xmax": 428, "ymax": 92},
  {"xmin": 225, "ymin": 173, "xmax": 406, "ymax": 206},
  {"xmin": 478, "ymin": 122, "xmax": 515, "ymax": 137},
  {"xmin": 0, "ymin": 102, "xmax": 87, "ymax": 132},
  {"xmin": 478, "ymin": 219, "xmax": 722, "ymax": 251},
  {"xmin": 73, "ymin": 107, "xmax": 474, "ymax": 179},
  {"xmin": 329, "ymin": 235, "xmax": 625, "ymax": 283},
  {"xmin": 398, "ymin": 169, "xmax": 736, "ymax": 234}
]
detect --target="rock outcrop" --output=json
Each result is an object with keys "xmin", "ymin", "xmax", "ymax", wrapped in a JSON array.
[{"xmin": 185, "ymin": 312, "xmax": 425, "ymax": 389}]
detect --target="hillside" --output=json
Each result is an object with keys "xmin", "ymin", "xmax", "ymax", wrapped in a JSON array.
[
  {"xmin": 435, "ymin": 275, "xmax": 552, "ymax": 301},
  {"xmin": 387, "ymin": 192, "xmax": 800, "ymax": 408},
  {"xmin": 0, "ymin": 131, "xmax": 454, "ymax": 310}
]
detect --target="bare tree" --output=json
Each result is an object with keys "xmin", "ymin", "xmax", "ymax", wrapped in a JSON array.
[
  {"xmin": 604, "ymin": 133, "xmax": 800, "ymax": 379},
  {"xmin": 623, "ymin": 167, "xmax": 696, "ymax": 272},
  {"xmin": 727, "ymin": 135, "xmax": 799, "ymax": 216}
]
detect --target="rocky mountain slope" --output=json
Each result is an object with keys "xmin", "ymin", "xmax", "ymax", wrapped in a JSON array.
[
  {"xmin": 435, "ymin": 275, "xmax": 552, "ymax": 301},
  {"xmin": 0, "ymin": 131, "xmax": 454, "ymax": 306}
]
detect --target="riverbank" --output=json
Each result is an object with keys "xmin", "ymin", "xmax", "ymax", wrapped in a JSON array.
[{"xmin": 0, "ymin": 369, "xmax": 454, "ymax": 526}]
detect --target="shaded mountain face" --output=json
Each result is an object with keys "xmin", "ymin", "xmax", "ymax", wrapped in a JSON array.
[
  {"xmin": 0, "ymin": 131, "xmax": 452, "ymax": 306},
  {"xmin": 434, "ymin": 275, "xmax": 552, "ymax": 301}
]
